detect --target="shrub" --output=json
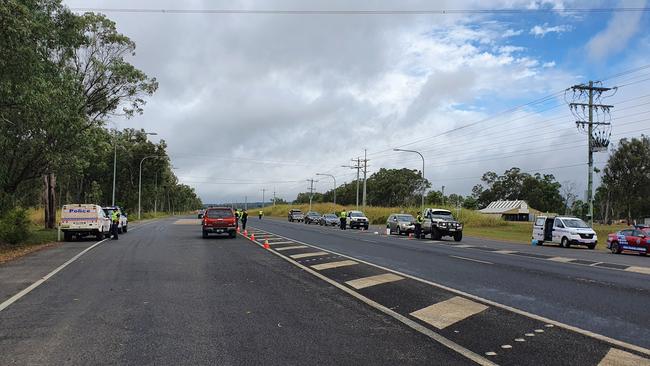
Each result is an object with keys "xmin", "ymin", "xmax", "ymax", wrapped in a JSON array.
[{"xmin": 0, "ymin": 208, "xmax": 31, "ymax": 245}]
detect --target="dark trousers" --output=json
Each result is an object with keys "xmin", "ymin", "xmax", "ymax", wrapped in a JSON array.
[
  {"xmin": 340, "ymin": 218, "xmax": 346, "ymax": 230},
  {"xmin": 235, "ymin": 218, "xmax": 239, "ymax": 228},
  {"xmin": 414, "ymin": 223, "xmax": 422, "ymax": 239},
  {"xmin": 111, "ymin": 222, "xmax": 119, "ymax": 240},
  {"xmin": 241, "ymin": 219, "xmax": 247, "ymax": 231},
  {"xmin": 259, "ymin": 214, "xmax": 262, "ymax": 220}
]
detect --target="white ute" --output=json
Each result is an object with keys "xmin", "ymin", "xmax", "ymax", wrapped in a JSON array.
[
  {"xmin": 532, "ymin": 216, "xmax": 597, "ymax": 249},
  {"xmin": 60, "ymin": 204, "xmax": 111, "ymax": 241}
]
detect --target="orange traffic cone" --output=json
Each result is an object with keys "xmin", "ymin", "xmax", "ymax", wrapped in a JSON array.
[
  {"xmin": 237, "ymin": 227, "xmax": 240, "ymax": 233},
  {"xmin": 263, "ymin": 240, "xmax": 270, "ymax": 249},
  {"xmin": 408, "ymin": 233, "xmax": 413, "ymax": 239},
  {"xmin": 244, "ymin": 229, "xmax": 248, "ymax": 237},
  {"xmin": 251, "ymin": 233, "xmax": 255, "ymax": 241}
]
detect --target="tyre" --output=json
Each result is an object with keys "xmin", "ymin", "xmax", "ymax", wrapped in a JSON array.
[
  {"xmin": 610, "ymin": 242, "xmax": 621, "ymax": 254},
  {"xmin": 431, "ymin": 228, "xmax": 442, "ymax": 240},
  {"xmin": 123, "ymin": 225, "xmax": 128, "ymax": 233},
  {"xmin": 96, "ymin": 231, "xmax": 104, "ymax": 241},
  {"xmin": 63, "ymin": 232, "xmax": 72, "ymax": 242},
  {"xmin": 561, "ymin": 237, "xmax": 570, "ymax": 248},
  {"xmin": 453, "ymin": 232, "xmax": 463, "ymax": 242},
  {"xmin": 587, "ymin": 243, "xmax": 596, "ymax": 250},
  {"xmin": 202, "ymin": 230, "xmax": 208, "ymax": 239}
]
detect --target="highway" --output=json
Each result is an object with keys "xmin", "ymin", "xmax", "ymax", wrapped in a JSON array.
[{"xmin": 0, "ymin": 216, "xmax": 649, "ymax": 365}]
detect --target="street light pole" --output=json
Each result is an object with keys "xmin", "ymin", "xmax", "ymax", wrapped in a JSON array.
[
  {"xmin": 316, "ymin": 173, "xmax": 337, "ymax": 205},
  {"xmin": 394, "ymin": 148, "xmax": 425, "ymax": 213}
]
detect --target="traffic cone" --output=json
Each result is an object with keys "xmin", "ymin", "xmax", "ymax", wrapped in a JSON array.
[
  {"xmin": 251, "ymin": 233, "xmax": 255, "ymax": 241},
  {"xmin": 244, "ymin": 229, "xmax": 248, "ymax": 237},
  {"xmin": 408, "ymin": 233, "xmax": 413, "ymax": 239},
  {"xmin": 263, "ymin": 240, "xmax": 270, "ymax": 249},
  {"xmin": 237, "ymin": 227, "xmax": 240, "ymax": 233}
]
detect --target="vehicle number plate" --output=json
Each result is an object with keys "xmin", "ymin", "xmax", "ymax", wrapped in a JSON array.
[
  {"xmin": 449, "ymin": 228, "xmax": 456, "ymax": 231},
  {"xmin": 216, "ymin": 229, "xmax": 223, "ymax": 233}
]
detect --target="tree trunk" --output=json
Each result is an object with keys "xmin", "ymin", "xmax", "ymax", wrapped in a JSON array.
[
  {"xmin": 604, "ymin": 191, "xmax": 611, "ymax": 224},
  {"xmin": 43, "ymin": 173, "xmax": 57, "ymax": 229}
]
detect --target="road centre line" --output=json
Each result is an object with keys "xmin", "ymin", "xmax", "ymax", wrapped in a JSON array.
[
  {"xmin": 449, "ymin": 255, "xmax": 494, "ymax": 265},
  {"xmin": 247, "ymin": 226, "xmax": 650, "ymax": 357},
  {"xmin": 241, "ymin": 228, "xmax": 496, "ymax": 366},
  {"xmin": 0, "ymin": 219, "xmax": 158, "ymax": 313}
]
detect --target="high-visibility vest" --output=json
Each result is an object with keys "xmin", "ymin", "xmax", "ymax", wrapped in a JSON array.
[
  {"xmin": 340, "ymin": 211, "xmax": 347, "ymax": 219},
  {"xmin": 111, "ymin": 211, "xmax": 119, "ymax": 223},
  {"xmin": 259, "ymin": 211, "xmax": 263, "ymax": 215},
  {"xmin": 416, "ymin": 215, "xmax": 423, "ymax": 223}
]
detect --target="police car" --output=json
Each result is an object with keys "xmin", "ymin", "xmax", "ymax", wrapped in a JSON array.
[{"xmin": 607, "ymin": 228, "xmax": 649, "ymax": 256}]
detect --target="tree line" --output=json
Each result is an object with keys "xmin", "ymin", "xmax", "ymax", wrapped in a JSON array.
[
  {"xmin": 0, "ymin": 0, "xmax": 202, "ymax": 228},
  {"xmin": 294, "ymin": 135, "xmax": 650, "ymax": 222}
]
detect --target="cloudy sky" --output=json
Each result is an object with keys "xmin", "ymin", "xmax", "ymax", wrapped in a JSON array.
[{"xmin": 64, "ymin": 0, "xmax": 650, "ymax": 204}]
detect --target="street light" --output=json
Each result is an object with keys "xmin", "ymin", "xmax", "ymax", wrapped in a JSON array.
[
  {"xmin": 316, "ymin": 173, "xmax": 337, "ymax": 205},
  {"xmin": 112, "ymin": 131, "xmax": 157, "ymax": 206},
  {"xmin": 138, "ymin": 153, "xmax": 163, "ymax": 220},
  {"xmin": 393, "ymin": 148, "xmax": 425, "ymax": 213}
]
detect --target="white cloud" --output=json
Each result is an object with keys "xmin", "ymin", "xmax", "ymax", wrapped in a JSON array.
[
  {"xmin": 530, "ymin": 23, "xmax": 572, "ymax": 37},
  {"xmin": 542, "ymin": 61, "xmax": 556, "ymax": 68},
  {"xmin": 586, "ymin": 0, "xmax": 647, "ymax": 60}
]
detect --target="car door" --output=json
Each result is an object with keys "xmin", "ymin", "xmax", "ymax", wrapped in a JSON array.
[
  {"xmin": 533, "ymin": 216, "xmax": 546, "ymax": 241},
  {"xmin": 626, "ymin": 230, "xmax": 643, "ymax": 248},
  {"xmin": 552, "ymin": 218, "xmax": 564, "ymax": 243}
]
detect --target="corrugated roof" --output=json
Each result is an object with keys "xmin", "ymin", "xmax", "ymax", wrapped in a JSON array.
[{"xmin": 479, "ymin": 200, "xmax": 531, "ymax": 214}]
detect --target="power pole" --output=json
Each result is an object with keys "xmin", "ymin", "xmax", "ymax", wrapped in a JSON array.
[
  {"xmin": 342, "ymin": 158, "xmax": 362, "ymax": 210},
  {"xmin": 306, "ymin": 178, "xmax": 318, "ymax": 212},
  {"xmin": 273, "ymin": 188, "xmax": 276, "ymax": 207},
  {"xmin": 442, "ymin": 185, "xmax": 445, "ymax": 206},
  {"xmin": 362, "ymin": 149, "xmax": 369, "ymax": 209},
  {"xmin": 568, "ymin": 80, "xmax": 614, "ymax": 225},
  {"xmin": 244, "ymin": 195, "xmax": 247, "ymax": 210},
  {"xmin": 260, "ymin": 188, "xmax": 267, "ymax": 208}
]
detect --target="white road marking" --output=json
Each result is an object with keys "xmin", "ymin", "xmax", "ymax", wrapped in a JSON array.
[
  {"xmin": 311, "ymin": 260, "xmax": 358, "ymax": 271},
  {"xmin": 598, "ymin": 348, "xmax": 650, "ymax": 366},
  {"xmin": 548, "ymin": 256, "xmax": 575, "ymax": 263},
  {"xmin": 514, "ymin": 338, "xmax": 525, "ymax": 342},
  {"xmin": 289, "ymin": 251, "xmax": 329, "ymax": 259},
  {"xmin": 267, "ymin": 241, "xmax": 295, "ymax": 245},
  {"xmin": 494, "ymin": 250, "xmax": 517, "ymax": 254},
  {"xmin": 534, "ymin": 329, "xmax": 544, "ymax": 333},
  {"xmin": 450, "ymin": 255, "xmax": 493, "ymax": 265},
  {"xmin": 244, "ymin": 226, "xmax": 650, "ymax": 357},
  {"xmin": 485, "ymin": 352, "xmax": 497, "ymax": 356},
  {"xmin": 625, "ymin": 266, "xmax": 650, "ymax": 275},
  {"xmin": 274, "ymin": 245, "xmax": 308, "ymax": 251},
  {"xmin": 360, "ymin": 239, "xmax": 378, "ymax": 243},
  {"xmin": 501, "ymin": 345, "xmax": 512, "ymax": 349},
  {"xmin": 455, "ymin": 244, "xmax": 475, "ymax": 248},
  {"xmin": 410, "ymin": 296, "xmax": 489, "ymax": 329},
  {"xmin": 345, "ymin": 273, "xmax": 404, "ymax": 289},
  {"xmin": 589, "ymin": 262, "xmax": 604, "ymax": 266}
]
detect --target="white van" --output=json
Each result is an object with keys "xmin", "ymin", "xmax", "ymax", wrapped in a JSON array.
[
  {"xmin": 532, "ymin": 216, "xmax": 597, "ymax": 249},
  {"xmin": 60, "ymin": 204, "xmax": 111, "ymax": 241}
]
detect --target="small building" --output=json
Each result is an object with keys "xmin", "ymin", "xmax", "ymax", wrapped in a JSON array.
[{"xmin": 479, "ymin": 200, "xmax": 540, "ymax": 221}]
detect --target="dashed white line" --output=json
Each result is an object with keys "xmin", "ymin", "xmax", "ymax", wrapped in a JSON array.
[{"xmin": 449, "ymin": 255, "xmax": 493, "ymax": 265}]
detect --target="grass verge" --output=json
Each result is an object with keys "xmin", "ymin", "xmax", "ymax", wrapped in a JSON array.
[{"xmin": 0, "ymin": 227, "xmax": 59, "ymax": 264}]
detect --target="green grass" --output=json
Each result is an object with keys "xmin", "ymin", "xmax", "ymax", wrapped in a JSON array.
[{"xmin": 0, "ymin": 226, "xmax": 59, "ymax": 263}]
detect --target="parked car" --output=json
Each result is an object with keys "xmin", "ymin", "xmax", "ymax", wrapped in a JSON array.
[
  {"xmin": 288, "ymin": 209, "xmax": 305, "ymax": 222},
  {"xmin": 421, "ymin": 208, "xmax": 463, "ymax": 241},
  {"xmin": 386, "ymin": 214, "xmax": 415, "ymax": 235},
  {"xmin": 607, "ymin": 228, "xmax": 648, "ymax": 255},
  {"xmin": 102, "ymin": 206, "xmax": 128, "ymax": 233},
  {"xmin": 532, "ymin": 216, "xmax": 597, "ymax": 249},
  {"xmin": 304, "ymin": 211, "xmax": 321, "ymax": 224},
  {"xmin": 202, "ymin": 207, "xmax": 237, "ymax": 238},
  {"xmin": 319, "ymin": 213, "xmax": 339, "ymax": 226},
  {"xmin": 197, "ymin": 209, "xmax": 205, "ymax": 219},
  {"xmin": 60, "ymin": 204, "xmax": 111, "ymax": 241},
  {"xmin": 347, "ymin": 210, "xmax": 369, "ymax": 230}
]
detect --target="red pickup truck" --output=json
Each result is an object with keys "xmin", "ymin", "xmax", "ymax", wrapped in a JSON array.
[{"xmin": 202, "ymin": 207, "xmax": 237, "ymax": 239}]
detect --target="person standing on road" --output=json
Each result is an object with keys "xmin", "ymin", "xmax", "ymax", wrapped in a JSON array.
[
  {"xmin": 339, "ymin": 209, "xmax": 347, "ymax": 230},
  {"xmin": 234, "ymin": 209, "xmax": 240, "ymax": 228},
  {"xmin": 110, "ymin": 210, "xmax": 120, "ymax": 240},
  {"xmin": 258, "ymin": 210, "xmax": 263, "ymax": 220},
  {"xmin": 415, "ymin": 211, "xmax": 423, "ymax": 239},
  {"xmin": 241, "ymin": 210, "xmax": 248, "ymax": 231}
]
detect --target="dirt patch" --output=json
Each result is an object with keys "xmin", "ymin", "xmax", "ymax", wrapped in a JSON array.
[{"xmin": 0, "ymin": 242, "xmax": 61, "ymax": 264}]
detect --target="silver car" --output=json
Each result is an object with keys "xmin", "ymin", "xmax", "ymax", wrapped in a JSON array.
[{"xmin": 387, "ymin": 214, "xmax": 415, "ymax": 235}]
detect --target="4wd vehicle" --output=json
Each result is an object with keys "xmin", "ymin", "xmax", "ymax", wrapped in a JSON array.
[
  {"xmin": 288, "ymin": 209, "xmax": 305, "ymax": 222},
  {"xmin": 102, "ymin": 206, "xmax": 128, "ymax": 233},
  {"xmin": 421, "ymin": 208, "xmax": 463, "ymax": 241},
  {"xmin": 532, "ymin": 216, "xmax": 597, "ymax": 249},
  {"xmin": 607, "ymin": 228, "xmax": 648, "ymax": 255},
  {"xmin": 304, "ymin": 211, "xmax": 321, "ymax": 224},
  {"xmin": 202, "ymin": 207, "xmax": 237, "ymax": 238},
  {"xmin": 347, "ymin": 210, "xmax": 369, "ymax": 230},
  {"xmin": 386, "ymin": 214, "xmax": 415, "ymax": 235},
  {"xmin": 60, "ymin": 204, "xmax": 111, "ymax": 241}
]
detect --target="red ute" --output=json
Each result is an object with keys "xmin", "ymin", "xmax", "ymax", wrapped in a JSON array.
[{"xmin": 202, "ymin": 207, "xmax": 237, "ymax": 239}]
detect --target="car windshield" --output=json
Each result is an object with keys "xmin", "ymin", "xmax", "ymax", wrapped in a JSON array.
[
  {"xmin": 206, "ymin": 209, "xmax": 232, "ymax": 218},
  {"xmin": 562, "ymin": 218, "xmax": 590, "ymax": 228},
  {"xmin": 430, "ymin": 211, "xmax": 453, "ymax": 219},
  {"xmin": 396, "ymin": 215, "xmax": 414, "ymax": 221},
  {"xmin": 307, "ymin": 212, "xmax": 320, "ymax": 216},
  {"xmin": 350, "ymin": 212, "xmax": 364, "ymax": 217},
  {"xmin": 325, "ymin": 214, "xmax": 337, "ymax": 218}
]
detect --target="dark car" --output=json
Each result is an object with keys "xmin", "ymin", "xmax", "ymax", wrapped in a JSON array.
[
  {"xmin": 319, "ymin": 213, "xmax": 339, "ymax": 226},
  {"xmin": 202, "ymin": 207, "xmax": 237, "ymax": 238},
  {"xmin": 304, "ymin": 211, "xmax": 321, "ymax": 224}
]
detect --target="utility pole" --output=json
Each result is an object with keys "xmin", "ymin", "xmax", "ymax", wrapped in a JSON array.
[
  {"xmin": 362, "ymin": 149, "xmax": 369, "ymax": 209},
  {"xmin": 316, "ymin": 173, "xmax": 336, "ymax": 205},
  {"xmin": 244, "ymin": 195, "xmax": 248, "ymax": 210},
  {"xmin": 273, "ymin": 188, "xmax": 276, "ymax": 207},
  {"xmin": 442, "ymin": 185, "xmax": 445, "ymax": 206},
  {"xmin": 260, "ymin": 188, "xmax": 267, "ymax": 208},
  {"xmin": 306, "ymin": 178, "xmax": 318, "ymax": 212},
  {"xmin": 568, "ymin": 81, "xmax": 614, "ymax": 225}
]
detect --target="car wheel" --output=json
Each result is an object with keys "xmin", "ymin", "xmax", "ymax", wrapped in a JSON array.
[
  {"xmin": 453, "ymin": 232, "xmax": 463, "ymax": 242},
  {"xmin": 123, "ymin": 225, "xmax": 127, "ymax": 233},
  {"xmin": 610, "ymin": 242, "xmax": 621, "ymax": 254},
  {"xmin": 202, "ymin": 230, "xmax": 208, "ymax": 239},
  {"xmin": 587, "ymin": 243, "xmax": 595, "ymax": 250},
  {"xmin": 561, "ymin": 237, "xmax": 570, "ymax": 248},
  {"xmin": 96, "ymin": 231, "xmax": 104, "ymax": 241},
  {"xmin": 431, "ymin": 228, "xmax": 442, "ymax": 240},
  {"xmin": 63, "ymin": 232, "xmax": 72, "ymax": 242}
]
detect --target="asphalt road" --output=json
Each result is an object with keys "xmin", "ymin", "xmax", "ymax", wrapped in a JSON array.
[
  {"xmin": 248, "ymin": 217, "xmax": 650, "ymax": 353},
  {"xmin": 0, "ymin": 218, "xmax": 474, "ymax": 365}
]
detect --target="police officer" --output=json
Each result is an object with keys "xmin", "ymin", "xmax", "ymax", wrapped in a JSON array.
[
  {"xmin": 241, "ymin": 210, "xmax": 248, "ymax": 231},
  {"xmin": 339, "ymin": 209, "xmax": 347, "ymax": 230},
  {"xmin": 415, "ymin": 211, "xmax": 423, "ymax": 239},
  {"xmin": 110, "ymin": 210, "xmax": 120, "ymax": 240},
  {"xmin": 258, "ymin": 210, "xmax": 263, "ymax": 220},
  {"xmin": 234, "ymin": 209, "xmax": 240, "ymax": 228}
]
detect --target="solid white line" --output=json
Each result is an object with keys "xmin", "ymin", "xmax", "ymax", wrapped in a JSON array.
[
  {"xmin": 250, "ymin": 227, "xmax": 650, "ymax": 357},
  {"xmin": 450, "ymin": 255, "xmax": 493, "ymax": 265},
  {"xmin": 0, "ymin": 219, "xmax": 159, "ymax": 313}
]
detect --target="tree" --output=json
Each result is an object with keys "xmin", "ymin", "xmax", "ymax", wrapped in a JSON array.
[
  {"xmin": 426, "ymin": 190, "xmax": 443, "ymax": 205},
  {"xmin": 366, "ymin": 168, "xmax": 430, "ymax": 207}
]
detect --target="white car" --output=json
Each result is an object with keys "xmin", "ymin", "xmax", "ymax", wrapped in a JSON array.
[
  {"xmin": 347, "ymin": 210, "xmax": 369, "ymax": 230},
  {"xmin": 102, "ymin": 206, "xmax": 128, "ymax": 233},
  {"xmin": 532, "ymin": 216, "xmax": 597, "ymax": 249},
  {"xmin": 60, "ymin": 204, "xmax": 111, "ymax": 241}
]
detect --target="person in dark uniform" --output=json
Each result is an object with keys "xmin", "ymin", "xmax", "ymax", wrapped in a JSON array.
[
  {"xmin": 339, "ymin": 210, "xmax": 347, "ymax": 230},
  {"xmin": 234, "ymin": 209, "xmax": 240, "ymax": 228},
  {"xmin": 258, "ymin": 210, "xmax": 263, "ymax": 220},
  {"xmin": 241, "ymin": 210, "xmax": 248, "ymax": 231},
  {"xmin": 110, "ymin": 210, "xmax": 120, "ymax": 240},
  {"xmin": 415, "ymin": 211, "xmax": 423, "ymax": 239}
]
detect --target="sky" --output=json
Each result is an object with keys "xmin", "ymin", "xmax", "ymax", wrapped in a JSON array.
[{"xmin": 63, "ymin": 0, "xmax": 650, "ymax": 204}]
